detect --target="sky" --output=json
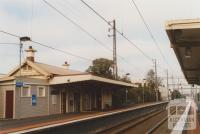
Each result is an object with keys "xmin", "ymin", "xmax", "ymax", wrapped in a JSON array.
[{"xmin": 0, "ymin": 0, "xmax": 200, "ymax": 86}]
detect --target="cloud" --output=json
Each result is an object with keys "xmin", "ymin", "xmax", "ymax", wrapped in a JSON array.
[{"xmin": 0, "ymin": 0, "xmax": 198, "ymax": 81}]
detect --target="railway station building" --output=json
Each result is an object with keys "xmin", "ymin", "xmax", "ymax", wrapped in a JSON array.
[{"xmin": 0, "ymin": 46, "xmax": 134, "ymax": 119}]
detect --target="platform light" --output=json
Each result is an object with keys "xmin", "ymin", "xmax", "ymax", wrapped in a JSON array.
[{"xmin": 185, "ymin": 47, "xmax": 192, "ymax": 58}]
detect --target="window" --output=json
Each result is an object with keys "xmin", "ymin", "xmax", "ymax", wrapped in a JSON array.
[
  {"xmin": 23, "ymin": 65, "xmax": 32, "ymax": 71},
  {"xmin": 37, "ymin": 86, "xmax": 45, "ymax": 97},
  {"xmin": 52, "ymin": 95, "xmax": 57, "ymax": 105},
  {"xmin": 21, "ymin": 86, "xmax": 31, "ymax": 97}
]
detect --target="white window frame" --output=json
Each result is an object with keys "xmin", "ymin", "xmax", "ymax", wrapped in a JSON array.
[
  {"xmin": 37, "ymin": 86, "xmax": 46, "ymax": 97},
  {"xmin": 21, "ymin": 86, "xmax": 31, "ymax": 97}
]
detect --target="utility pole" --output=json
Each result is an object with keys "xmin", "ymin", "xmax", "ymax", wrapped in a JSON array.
[
  {"xmin": 108, "ymin": 20, "xmax": 117, "ymax": 79},
  {"xmin": 177, "ymin": 77, "xmax": 179, "ymax": 91},
  {"xmin": 153, "ymin": 59, "xmax": 158, "ymax": 101},
  {"xmin": 171, "ymin": 74, "xmax": 174, "ymax": 99},
  {"xmin": 166, "ymin": 69, "xmax": 169, "ymax": 101},
  {"xmin": 18, "ymin": 36, "xmax": 31, "ymax": 119},
  {"xmin": 19, "ymin": 42, "xmax": 23, "ymax": 78}
]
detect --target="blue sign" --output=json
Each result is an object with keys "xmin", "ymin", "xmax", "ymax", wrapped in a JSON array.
[
  {"xmin": 16, "ymin": 82, "xmax": 23, "ymax": 87},
  {"xmin": 32, "ymin": 95, "xmax": 37, "ymax": 106}
]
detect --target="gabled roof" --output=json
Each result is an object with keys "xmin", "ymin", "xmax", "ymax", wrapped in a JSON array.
[
  {"xmin": 7, "ymin": 60, "xmax": 88, "ymax": 78},
  {"xmin": 3, "ymin": 60, "xmax": 134, "ymax": 88},
  {"xmin": 34, "ymin": 62, "xmax": 88, "ymax": 76}
]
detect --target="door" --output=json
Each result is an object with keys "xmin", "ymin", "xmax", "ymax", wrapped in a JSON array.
[
  {"xmin": 96, "ymin": 90, "xmax": 102, "ymax": 110},
  {"xmin": 5, "ymin": 91, "xmax": 14, "ymax": 118},
  {"xmin": 61, "ymin": 92, "xmax": 66, "ymax": 114},
  {"xmin": 82, "ymin": 93, "xmax": 90, "ymax": 111},
  {"xmin": 91, "ymin": 92, "xmax": 95, "ymax": 110},
  {"xmin": 74, "ymin": 93, "xmax": 80, "ymax": 112}
]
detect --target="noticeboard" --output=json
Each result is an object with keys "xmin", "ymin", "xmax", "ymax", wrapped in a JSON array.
[{"xmin": 32, "ymin": 95, "xmax": 37, "ymax": 106}]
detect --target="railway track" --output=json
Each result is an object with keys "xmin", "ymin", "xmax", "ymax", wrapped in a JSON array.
[{"xmin": 97, "ymin": 106, "xmax": 183, "ymax": 134}]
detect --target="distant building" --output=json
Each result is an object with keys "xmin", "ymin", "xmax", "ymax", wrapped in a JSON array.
[
  {"xmin": 132, "ymin": 79, "xmax": 147, "ymax": 88},
  {"xmin": 0, "ymin": 46, "xmax": 134, "ymax": 119}
]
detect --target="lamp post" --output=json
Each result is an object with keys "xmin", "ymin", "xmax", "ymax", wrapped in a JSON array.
[
  {"xmin": 19, "ymin": 36, "xmax": 31, "ymax": 78},
  {"xmin": 18, "ymin": 36, "xmax": 31, "ymax": 119},
  {"xmin": 142, "ymin": 79, "xmax": 146, "ymax": 103},
  {"xmin": 125, "ymin": 73, "xmax": 130, "ymax": 103}
]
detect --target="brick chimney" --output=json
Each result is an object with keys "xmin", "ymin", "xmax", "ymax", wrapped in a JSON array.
[
  {"xmin": 62, "ymin": 61, "xmax": 70, "ymax": 69},
  {"xmin": 25, "ymin": 46, "xmax": 36, "ymax": 62}
]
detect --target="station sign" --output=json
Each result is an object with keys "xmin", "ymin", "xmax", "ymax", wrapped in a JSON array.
[
  {"xmin": 16, "ymin": 81, "xmax": 28, "ymax": 87},
  {"xmin": 16, "ymin": 81, "xmax": 24, "ymax": 87}
]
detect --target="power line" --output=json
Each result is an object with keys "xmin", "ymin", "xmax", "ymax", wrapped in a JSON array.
[
  {"xmin": 0, "ymin": 29, "xmax": 141, "ymax": 74},
  {"xmin": 0, "ymin": 30, "xmax": 20, "ymax": 38},
  {"xmin": 0, "ymin": 30, "xmax": 92, "ymax": 62},
  {"xmin": 0, "ymin": 43, "xmax": 19, "ymax": 45},
  {"xmin": 79, "ymin": 0, "xmax": 152, "ymax": 62},
  {"xmin": 130, "ymin": 0, "xmax": 174, "ymax": 72},
  {"xmin": 41, "ymin": 0, "xmax": 145, "ymax": 72},
  {"xmin": 42, "ymin": 0, "xmax": 112, "ymax": 54},
  {"xmin": 79, "ymin": 0, "xmax": 176, "ymax": 78},
  {"xmin": 31, "ymin": 40, "xmax": 92, "ymax": 61}
]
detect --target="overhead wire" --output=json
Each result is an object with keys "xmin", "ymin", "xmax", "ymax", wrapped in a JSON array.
[
  {"xmin": 78, "ymin": 0, "xmax": 179, "ymax": 80},
  {"xmin": 79, "ymin": 0, "xmax": 152, "ymax": 62},
  {"xmin": 130, "ymin": 0, "xmax": 174, "ymax": 72},
  {"xmin": 0, "ymin": 30, "xmax": 20, "ymax": 38},
  {"xmin": 30, "ymin": 0, "xmax": 34, "ymax": 38},
  {"xmin": 42, "ymin": 0, "xmax": 112, "ymax": 54},
  {"xmin": 31, "ymin": 40, "xmax": 92, "ymax": 61},
  {"xmin": 0, "ymin": 30, "xmax": 92, "ymax": 62},
  {"xmin": 42, "ymin": 0, "xmax": 145, "ymax": 73}
]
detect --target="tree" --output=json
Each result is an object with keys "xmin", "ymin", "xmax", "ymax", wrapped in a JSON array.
[
  {"xmin": 145, "ymin": 69, "xmax": 163, "ymax": 101},
  {"xmin": 171, "ymin": 90, "xmax": 182, "ymax": 100},
  {"xmin": 146, "ymin": 69, "xmax": 162, "ymax": 89},
  {"xmin": 86, "ymin": 58, "xmax": 114, "ymax": 79}
]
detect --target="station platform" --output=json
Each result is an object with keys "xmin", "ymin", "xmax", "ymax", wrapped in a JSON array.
[
  {"xmin": 169, "ymin": 99, "xmax": 200, "ymax": 134},
  {"xmin": 0, "ymin": 101, "xmax": 166, "ymax": 134},
  {"xmin": 185, "ymin": 101, "xmax": 200, "ymax": 134}
]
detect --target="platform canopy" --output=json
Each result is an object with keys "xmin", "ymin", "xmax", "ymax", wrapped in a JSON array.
[
  {"xmin": 166, "ymin": 19, "xmax": 200, "ymax": 85},
  {"xmin": 49, "ymin": 74, "xmax": 135, "ymax": 88}
]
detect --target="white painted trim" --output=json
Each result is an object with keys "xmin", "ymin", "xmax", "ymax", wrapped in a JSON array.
[
  {"xmin": 24, "ymin": 83, "xmax": 49, "ymax": 86},
  {"xmin": 0, "ymin": 83, "xmax": 15, "ymax": 86},
  {"xmin": 4, "ymin": 88, "xmax": 15, "ymax": 119},
  {"xmin": 47, "ymin": 86, "xmax": 50, "ymax": 115},
  {"xmin": 166, "ymin": 19, "xmax": 200, "ymax": 30},
  {"xmin": 7, "ymin": 61, "xmax": 50, "ymax": 77},
  {"xmin": 3, "ymin": 89, "xmax": 5, "ymax": 118},
  {"xmin": 50, "ymin": 74, "xmax": 135, "ymax": 87},
  {"xmin": 66, "ymin": 90, "xmax": 69, "ymax": 112},
  {"xmin": 0, "ymin": 82, "xmax": 48, "ymax": 86},
  {"xmin": 0, "ymin": 76, "xmax": 15, "ymax": 82}
]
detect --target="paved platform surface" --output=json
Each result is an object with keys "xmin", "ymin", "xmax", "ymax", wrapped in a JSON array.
[
  {"xmin": 0, "ymin": 102, "xmax": 163, "ymax": 134},
  {"xmin": 185, "ymin": 102, "xmax": 200, "ymax": 134}
]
